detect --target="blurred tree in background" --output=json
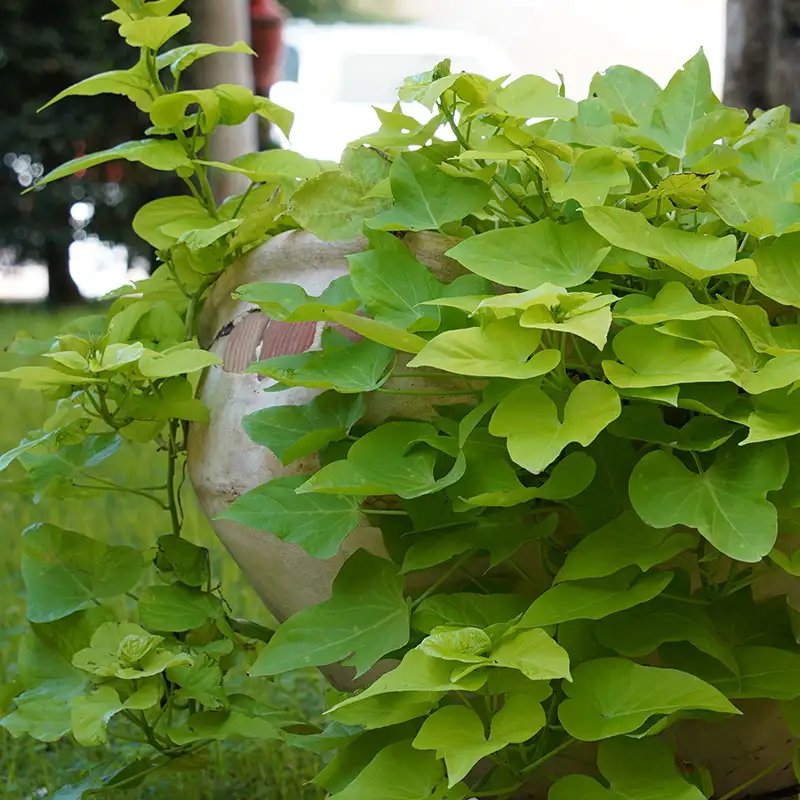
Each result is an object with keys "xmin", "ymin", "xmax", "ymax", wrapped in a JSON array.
[{"xmin": 0, "ymin": 0, "xmax": 181, "ymax": 305}]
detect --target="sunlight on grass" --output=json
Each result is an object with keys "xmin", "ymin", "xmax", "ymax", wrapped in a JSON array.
[{"xmin": 0, "ymin": 306, "xmax": 325, "ymax": 799}]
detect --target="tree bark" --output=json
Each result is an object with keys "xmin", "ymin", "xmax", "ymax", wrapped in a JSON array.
[
  {"xmin": 45, "ymin": 236, "xmax": 82, "ymax": 307},
  {"xmin": 725, "ymin": 0, "xmax": 800, "ymax": 117},
  {"xmin": 192, "ymin": 0, "xmax": 259, "ymax": 200}
]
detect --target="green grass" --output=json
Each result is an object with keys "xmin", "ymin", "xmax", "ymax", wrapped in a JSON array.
[{"xmin": 0, "ymin": 307, "xmax": 326, "ymax": 799}]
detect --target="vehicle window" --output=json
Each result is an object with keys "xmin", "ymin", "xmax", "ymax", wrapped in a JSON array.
[
  {"xmin": 338, "ymin": 53, "xmax": 483, "ymax": 104},
  {"xmin": 278, "ymin": 44, "xmax": 300, "ymax": 83}
]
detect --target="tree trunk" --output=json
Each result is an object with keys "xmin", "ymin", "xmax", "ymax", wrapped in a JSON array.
[
  {"xmin": 725, "ymin": 0, "xmax": 800, "ymax": 117},
  {"xmin": 45, "ymin": 237, "xmax": 82, "ymax": 307},
  {"xmin": 192, "ymin": 0, "xmax": 259, "ymax": 200}
]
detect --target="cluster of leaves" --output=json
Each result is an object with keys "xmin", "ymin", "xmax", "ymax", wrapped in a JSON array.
[
  {"xmin": 5, "ymin": 2, "xmax": 800, "ymax": 798},
  {"xmin": 223, "ymin": 54, "xmax": 800, "ymax": 798}
]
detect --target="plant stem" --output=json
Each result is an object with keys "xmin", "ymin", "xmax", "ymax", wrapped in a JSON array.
[
  {"xmin": 376, "ymin": 388, "xmax": 478, "ymax": 397},
  {"xmin": 166, "ymin": 422, "xmax": 182, "ymax": 537},
  {"xmin": 364, "ymin": 509, "xmax": 409, "ymax": 516},
  {"xmin": 521, "ymin": 737, "xmax": 576, "ymax": 775},
  {"xmin": 71, "ymin": 482, "xmax": 168, "ymax": 510},
  {"xmin": 716, "ymin": 745, "xmax": 796, "ymax": 800},
  {"xmin": 411, "ymin": 552, "xmax": 474, "ymax": 609}
]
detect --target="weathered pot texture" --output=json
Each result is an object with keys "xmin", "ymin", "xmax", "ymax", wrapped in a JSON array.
[{"xmin": 188, "ymin": 231, "xmax": 796, "ymax": 798}]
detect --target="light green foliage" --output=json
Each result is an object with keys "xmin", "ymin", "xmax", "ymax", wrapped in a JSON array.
[{"xmin": 6, "ymin": 14, "xmax": 800, "ymax": 798}]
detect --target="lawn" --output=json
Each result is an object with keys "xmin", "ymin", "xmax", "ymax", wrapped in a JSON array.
[{"xmin": 0, "ymin": 306, "xmax": 325, "ymax": 799}]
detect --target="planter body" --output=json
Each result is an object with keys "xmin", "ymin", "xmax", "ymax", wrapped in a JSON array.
[{"xmin": 189, "ymin": 231, "xmax": 795, "ymax": 798}]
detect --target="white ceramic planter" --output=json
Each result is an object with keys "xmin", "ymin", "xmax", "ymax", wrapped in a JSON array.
[{"xmin": 188, "ymin": 231, "xmax": 796, "ymax": 798}]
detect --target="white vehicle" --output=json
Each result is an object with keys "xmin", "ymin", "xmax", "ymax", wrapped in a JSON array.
[{"xmin": 269, "ymin": 21, "xmax": 515, "ymax": 161}]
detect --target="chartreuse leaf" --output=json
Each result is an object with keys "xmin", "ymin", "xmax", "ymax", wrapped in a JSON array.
[
  {"xmin": 34, "ymin": 139, "xmax": 192, "ymax": 189},
  {"xmin": 751, "ymin": 232, "xmax": 800, "ymax": 308},
  {"xmin": 251, "ymin": 550, "xmax": 409, "ymax": 677},
  {"xmin": 21, "ymin": 524, "xmax": 145, "ymax": 623},
  {"xmin": 221, "ymin": 475, "xmax": 362, "ymax": 559},
  {"xmin": 243, "ymin": 392, "xmax": 366, "ymax": 465},
  {"xmin": 234, "ymin": 280, "xmax": 358, "ymax": 321},
  {"xmin": 369, "ymin": 151, "xmax": 491, "ymax": 231},
  {"xmin": 348, "ymin": 232, "xmax": 444, "ymax": 331},
  {"xmin": 490, "ymin": 381, "xmax": 621, "ymax": 474},
  {"xmin": 583, "ymin": 206, "xmax": 755, "ymax": 280},
  {"xmin": 133, "ymin": 196, "xmax": 216, "ymax": 250},
  {"xmin": 150, "ymin": 89, "xmax": 221, "ymax": 133},
  {"xmin": 138, "ymin": 346, "xmax": 221, "ymax": 379},
  {"xmin": 519, "ymin": 572, "xmax": 673, "ymax": 628},
  {"xmin": 629, "ymin": 442, "xmax": 789, "ymax": 562},
  {"xmin": 603, "ymin": 325, "xmax": 737, "ymax": 388},
  {"xmin": 447, "ymin": 219, "xmax": 610, "ymax": 289},
  {"xmin": 556, "ymin": 511, "xmax": 696, "ymax": 583},
  {"xmin": 719, "ymin": 646, "xmax": 800, "ymax": 700},
  {"xmin": 118, "ymin": 14, "xmax": 191, "ymax": 49},
  {"xmin": 70, "ymin": 685, "xmax": 124, "ymax": 746},
  {"xmin": 614, "ymin": 282, "xmax": 734, "ymax": 325},
  {"xmin": 41, "ymin": 60, "xmax": 154, "ymax": 112},
  {"xmin": 332, "ymin": 741, "xmax": 444, "ymax": 800},
  {"xmin": 413, "ymin": 695, "xmax": 546, "ymax": 787},
  {"xmin": 408, "ymin": 318, "xmax": 561, "ymax": 379},
  {"xmin": 157, "ymin": 41, "xmax": 255, "ymax": 79},
  {"xmin": 291, "ymin": 170, "xmax": 387, "ymax": 241},
  {"xmin": 559, "ymin": 658, "xmax": 739, "ymax": 740},
  {"xmin": 744, "ymin": 388, "xmax": 800, "ymax": 444},
  {"xmin": 495, "ymin": 74, "xmax": 578, "ymax": 120},
  {"xmin": 589, "ymin": 65, "xmax": 660, "ymax": 125},
  {"xmin": 550, "ymin": 738, "xmax": 706, "ymax": 800},
  {"xmin": 549, "ymin": 147, "xmax": 630, "ymax": 207}
]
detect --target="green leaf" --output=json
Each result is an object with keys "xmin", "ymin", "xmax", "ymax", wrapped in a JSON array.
[
  {"xmin": 70, "ymin": 686, "xmax": 123, "ymax": 746},
  {"xmin": 369, "ymin": 151, "xmax": 491, "ymax": 231},
  {"xmin": 411, "ymin": 594, "xmax": 529, "ymax": 634},
  {"xmin": 549, "ymin": 147, "xmax": 630, "ymax": 207},
  {"xmin": 744, "ymin": 388, "xmax": 800, "ymax": 444},
  {"xmin": 495, "ymin": 75, "xmax": 578, "ymax": 120},
  {"xmin": 348, "ymin": 235, "xmax": 443, "ymax": 331},
  {"xmin": 138, "ymin": 347, "xmax": 222, "ymax": 379},
  {"xmin": 603, "ymin": 325, "xmax": 737, "ymax": 389},
  {"xmin": 155, "ymin": 534, "xmax": 209, "ymax": 588},
  {"xmin": 251, "ymin": 550, "xmax": 409, "ymax": 677},
  {"xmin": 596, "ymin": 605, "xmax": 739, "ymax": 675},
  {"xmin": 490, "ymin": 381, "xmax": 621, "ymax": 474},
  {"xmin": 720, "ymin": 646, "xmax": 800, "ymax": 700},
  {"xmin": 520, "ymin": 572, "xmax": 673, "ymax": 628},
  {"xmin": 484, "ymin": 628, "xmax": 571, "ymax": 682},
  {"xmin": 1, "ymin": 636, "xmax": 88, "ymax": 742},
  {"xmin": 157, "ymin": 41, "xmax": 256, "ymax": 78},
  {"xmin": 41, "ymin": 62, "xmax": 154, "ymax": 113},
  {"xmin": 150, "ymin": 89, "xmax": 220, "ymax": 133},
  {"xmin": 559, "ymin": 657, "xmax": 740, "ymax": 740},
  {"xmin": 118, "ymin": 14, "xmax": 191, "ymax": 49},
  {"xmin": 332, "ymin": 741, "xmax": 444, "ymax": 800},
  {"xmin": 613, "ymin": 282, "xmax": 734, "ymax": 325},
  {"xmin": 629, "ymin": 442, "xmax": 789, "ymax": 562},
  {"xmin": 299, "ymin": 421, "xmax": 460, "ymax": 500},
  {"xmin": 704, "ymin": 178, "xmax": 800, "ymax": 239},
  {"xmin": 21, "ymin": 524, "xmax": 145, "ymax": 623},
  {"xmin": 408, "ymin": 318, "xmax": 561, "ymax": 379},
  {"xmin": 550, "ymin": 738, "xmax": 706, "ymax": 800},
  {"xmin": 220, "ymin": 475, "xmax": 363, "ymax": 559},
  {"xmin": 413, "ymin": 696, "xmax": 545, "ymax": 787},
  {"xmin": 556, "ymin": 511, "xmax": 695, "ymax": 583},
  {"xmin": 589, "ymin": 65, "xmax": 660, "ymax": 125},
  {"xmin": 243, "ymin": 391, "xmax": 366, "ymax": 465},
  {"xmin": 751, "ymin": 232, "xmax": 800, "ymax": 308},
  {"xmin": 0, "ymin": 429, "xmax": 57, "ymax": 474},
  {"xmin": 138, "ymin": 584, "xmax": 220, "ymax": 632},
  {"xmin": 249, "ymin": 338, "xmax": 395, "ymax": 393},
  {"xmin": 447, "ymin": 219, "xmax": 610, "ymax": 289},
  {"xmin": 582, "ymin": 206, "xmax": 754, "ymax": 280},
  {"xmin": 167, "ymin": 653, "xmax": 226, "ymax": 709},
  {"xmin": 291, "ymin": 171, "xmax": 387, "ymax": 241},
  {"xmin": 402, "ymin": 512, "xmax": 558, "ymax": 573},
  {"xmin": 35, "ymin": 139, "xmax": 192, "ymax": 189}
]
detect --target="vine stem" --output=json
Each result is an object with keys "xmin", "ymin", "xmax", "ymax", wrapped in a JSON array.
[
  {"xmin": 716, "ymin": 744, "xmax": 796, "ymax": 800},
  {"xmin": 411, "ymin": 552, "xmax": 474, "ymax": 609},
  {"xmin": 166, "ymin": 422, "xmax": 182, "ymax": 537},
  {"xmin": 520, "ymin": 737, "xmax": 576, "ymax": 775},
  {"xmin": 71, "ymin": 481, "xmax": 168, "ymax": 510}
]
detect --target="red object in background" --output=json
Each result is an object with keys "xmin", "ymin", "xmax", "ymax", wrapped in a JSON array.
[{"xmin": 250, "ymin": 0, "xmax": 285, "ymax": 95}]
